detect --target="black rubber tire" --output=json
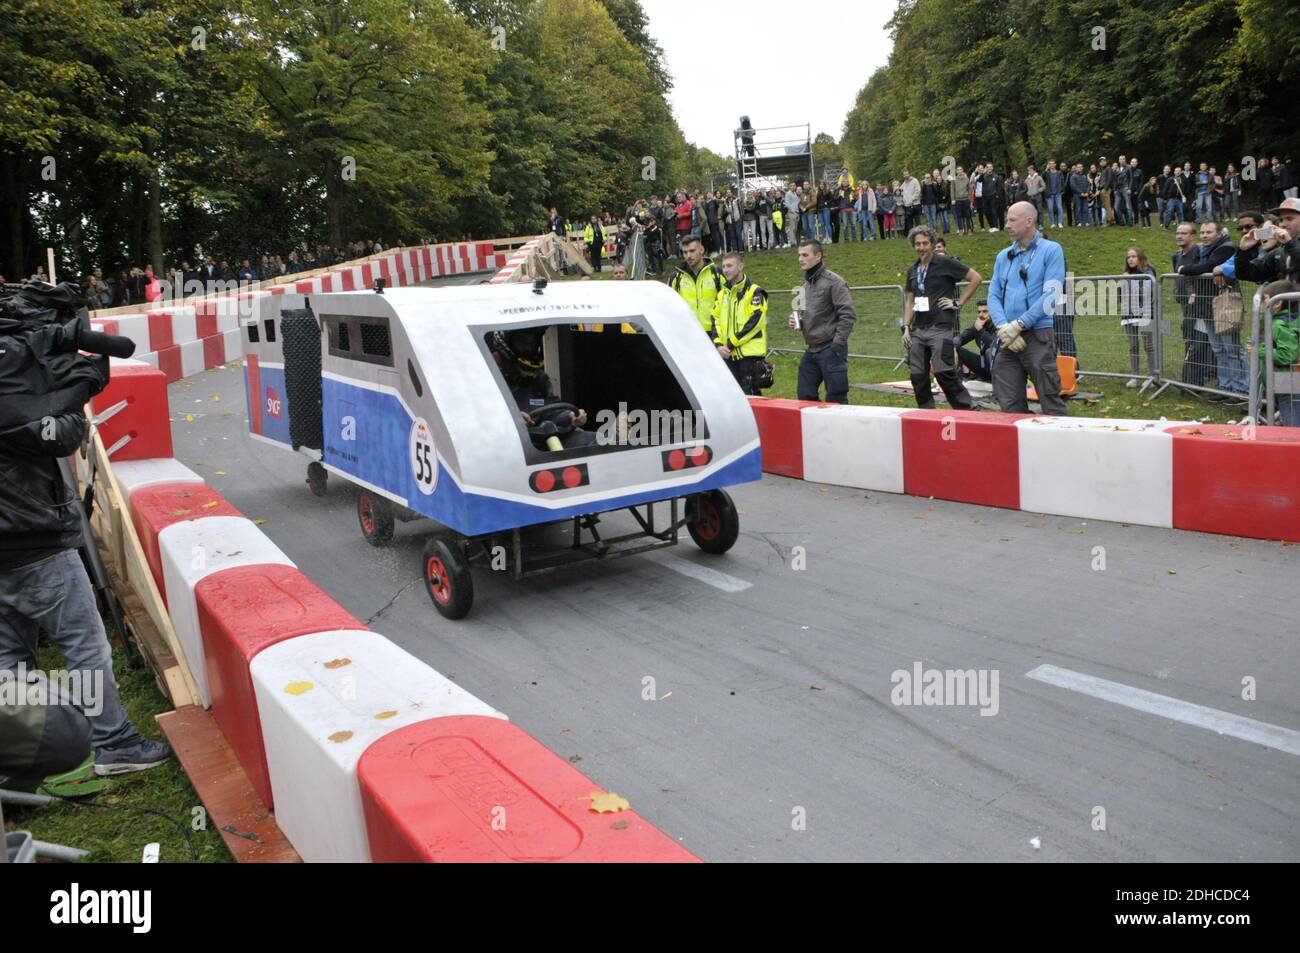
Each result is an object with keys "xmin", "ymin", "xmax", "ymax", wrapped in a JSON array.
[
  {"xmin": 687, "ymin": 489, "xmax": 740, "ymax": 554},
  {"xmin": 306, "ymin": 461, "xmax": 328, "ymax": 497},
  {"xmin": 422, "ymin": 537, "xmax": 474, "ymax": 619},
  {"xmin": 357, "ymin": 490, "xmax": 395, "ymax": 546}
]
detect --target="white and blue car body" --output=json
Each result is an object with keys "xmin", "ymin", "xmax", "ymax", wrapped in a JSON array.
[{"xmin": 241, "ymin": 281, "xmax": 762, "ymax": 538}]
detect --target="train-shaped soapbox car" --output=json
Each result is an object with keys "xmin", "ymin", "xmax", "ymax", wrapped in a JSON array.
[{"xmin": 241, "ymin": 278, "xmax": 761, "ymax": 618}]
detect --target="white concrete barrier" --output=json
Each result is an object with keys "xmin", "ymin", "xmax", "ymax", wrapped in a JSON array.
[
  {"xmin": 158, "ymin": 515, "xmax": 295, "ymax": 706},
  {"xmin": 250, "ymin": 629, "xmax": 506, "ymax": 863},
  {"xmin": 800, "ymin": 404, "xmax": 906, "ymax": 493}
]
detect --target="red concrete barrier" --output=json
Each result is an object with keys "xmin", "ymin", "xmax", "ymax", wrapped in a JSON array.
[
  {"xmin": 91, "ymin": 363, "xmax": 172, "ymax": 461},
  {"xmin": 129, "ymin": 482, "xmax": 242, "ymax": 597},
  {"xmin": 1169, "ymin": 423, "xmax": 1300, "ymax": 542},
  {"xmin": 358, "ymin": 716, "xmax": 700, "ymax": 863},
  {"xmin": 197, "ymin": 564, "xmax": 369, "ymax": 808},
  {"xmin": 900, "ymin": 409, "xmax": 1031, "ymax": 510},
  {"xmin": 747, "ymin": 397, "xmax": 815, "ymax": 479}
]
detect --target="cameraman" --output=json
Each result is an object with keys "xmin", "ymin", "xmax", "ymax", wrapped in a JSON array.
[{"xmin": 0, "ymin": 282, "xmax": 172, "ymax": 777}]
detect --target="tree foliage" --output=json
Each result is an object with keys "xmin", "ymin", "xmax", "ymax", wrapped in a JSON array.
[
  {"xmin": 841, "ymin": 0, "xmax": 1297, "ymax": 180},
  {"xmin": 0, "ymin": 0, "xmax": 703, "ymax": 279}
]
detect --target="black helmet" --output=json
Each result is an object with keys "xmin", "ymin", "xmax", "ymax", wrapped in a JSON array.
[{"xmin": 492, "ymin": 328, "xmax": 545, "ymax": 380}]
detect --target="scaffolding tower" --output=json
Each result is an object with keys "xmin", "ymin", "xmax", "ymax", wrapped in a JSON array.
[{"xmin": 734, "ymin": 119, "xmax": 814, "ymax": 191}]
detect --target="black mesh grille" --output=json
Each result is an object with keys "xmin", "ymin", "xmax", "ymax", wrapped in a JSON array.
[
  {"xmin": 360, "ymin": 322, "xmax": 391, "ymax": 357},
  {"xmin": 281, "ymin": 309, "xmax": 323, "ymax": 451}
]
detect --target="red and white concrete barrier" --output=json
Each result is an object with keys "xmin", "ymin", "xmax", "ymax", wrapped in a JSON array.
[
  {"xmin": 91, "ymin": 241, "xmax": 509, "ymax": 383},
  {"xmin": 93, "ymin": 353, "xmax": 697, "ymax": 862},
  {"xmin": 748, "ymin": 396, "xmax": 1300, "ymax": 543},
  {"xmin": 250, "ymin": 630, "xmax": 506, "ymax": 863}
]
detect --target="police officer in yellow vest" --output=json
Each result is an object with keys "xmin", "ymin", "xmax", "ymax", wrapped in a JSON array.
[
  {"xmin": 583, "ymin": 215, "xmax": 604, "ymax": 273},
  {"xmin": 710, "ymin": 252, "xmax": 768, "ymax": 395},
  {"xmin": 668, "ymin": 235, "xmax": 725, "ymax": 333}
]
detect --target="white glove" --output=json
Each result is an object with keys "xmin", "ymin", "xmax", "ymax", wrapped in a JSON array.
[
  {"xmin": 997, "ymin": 320, "xmax": 1027, "ymax": 353},
  {"xmin": 901, "ymin": 326, "xmax": 913, "ymax": 349}
]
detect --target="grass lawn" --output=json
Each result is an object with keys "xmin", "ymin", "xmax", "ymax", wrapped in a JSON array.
[
  {"xmin": 4, "ymin": 635, "xmax": 233, "ymax": 863},
  {"xmin": 634, "ymin": 222, "xmax": 1251, "ymax": 424}
]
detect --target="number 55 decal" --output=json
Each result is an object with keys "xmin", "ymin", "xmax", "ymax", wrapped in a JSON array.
[{"xmin": 410, "ymin": 417, "xmax": 438, "ymax": 495}]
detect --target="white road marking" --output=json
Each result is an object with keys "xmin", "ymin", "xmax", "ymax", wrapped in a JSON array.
[
  {"xmin": 646, "ymin": 552, "xmax": 753, "ymax": 593},
  {"xmin": 1026, "ymin": 663, "xmax": 1300, "ymax": 757}
]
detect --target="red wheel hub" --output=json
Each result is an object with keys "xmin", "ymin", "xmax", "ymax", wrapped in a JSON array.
[
  {"xmin": 426, "ymin": 556, "xmax": 451, "ymax": 604},
  {"xmin": 359, "ymin": 496, "xmax": 375, "ymax": 534},
  {"xmin": 694, "ymin": 497, "xmax": 721, "ymax": 540}
]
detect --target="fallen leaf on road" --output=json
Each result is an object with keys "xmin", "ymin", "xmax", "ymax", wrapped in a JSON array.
[
  {"xmin": 1167, "ymin": 569, "xmax": 1177, "ymax": 575},
  {"xmin": 322, "ymin": 658, "xmax": 352, "ymax": 669},
  {"xmin": 252, "ymin": 519, "xmax": 266, "ymax": 525},
  {"xmin": 215, "ymin": 470, "xmax": 226, "ymax": 476},
  {"xmin": 328, "ymin": 731, "xmax": 352, "ymax": 743},
  {"xmin": 283, "ymin": 681, "xmax": 313, "ymax": 696},
  {"xmin": 185, "ymin": 414, "xmax": 194, "ymax": 423},
  {"xmin": 809, "ymin": 684, "xmax": 824, "ymax": 691},
  {"xmin": 568, "ymin": 755, "xmax": 583, "ymax": 764},
  {"xmin": 588, "ymin": 791, "xmax": 630, "ymax": 814},
  {"xmin": 610, "ymin": 820, "xmax": 630, "ymax": 830}
]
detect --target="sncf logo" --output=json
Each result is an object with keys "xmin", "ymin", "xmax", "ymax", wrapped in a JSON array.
[{"xmin": 265, "ymin": 386, "xmax": 283, "ymax": 419}]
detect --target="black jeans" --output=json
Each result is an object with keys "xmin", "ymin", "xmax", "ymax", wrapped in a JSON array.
[{"xmin": 797, "ymin": 345, "xmax": 849, "ymax": 403}]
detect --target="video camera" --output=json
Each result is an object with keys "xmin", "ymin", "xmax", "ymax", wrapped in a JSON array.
[{"xmin": 0, "ymin": 279, "xmax": 136, "ymax": 434}]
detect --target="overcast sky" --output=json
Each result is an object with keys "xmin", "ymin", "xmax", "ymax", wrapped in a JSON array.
[{"xmin": 638, "ymin": 0, "xmax": 898, "ymax": 155}]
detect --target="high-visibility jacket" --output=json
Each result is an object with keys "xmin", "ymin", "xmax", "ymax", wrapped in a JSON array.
[
  {"xmin": 583, "ymin": 223, "xmax": 603, "ymax": 247},
  {"xmin": 668, "ymin": 260, "xmax": 726, "ymax": 333},
  {"xmin": 710, "ymin": 275, "xmax": 768, "ymax": 359},
  {"xmin": 773, "ymin": 208, "xmax": 784, "ymax": 231}
]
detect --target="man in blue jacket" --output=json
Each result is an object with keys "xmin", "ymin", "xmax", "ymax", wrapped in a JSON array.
[{"xmin": 988, "ymin": 201, "xmax": 1069, "ymax": 415}]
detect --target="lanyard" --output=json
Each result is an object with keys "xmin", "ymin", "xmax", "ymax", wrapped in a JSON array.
[{"xmin": 915, "ymin": 260, "xmax": 930, "ymax": 293}]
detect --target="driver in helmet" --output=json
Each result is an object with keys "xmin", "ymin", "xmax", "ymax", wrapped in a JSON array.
[{"xmin": 491, "ymin": 328, "xmax": 596, "ymax": 450}]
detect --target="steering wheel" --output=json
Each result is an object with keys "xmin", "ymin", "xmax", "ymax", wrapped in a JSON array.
[{"xmin": 525, "ymin": 401, "xmax": 580, "ymax": 436}]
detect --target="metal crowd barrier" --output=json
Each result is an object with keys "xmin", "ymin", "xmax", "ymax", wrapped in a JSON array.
[
  {"xmin": 1155, "ymin": 272, "xmax": 1250, "ymax": 404},
  {"xmin": 1251, "ymin": 290, "xmax": 1300, "ymax": 425},
  {"xmin": 764, "ymin": 284, "xmax": 907, "ymax": 361}
]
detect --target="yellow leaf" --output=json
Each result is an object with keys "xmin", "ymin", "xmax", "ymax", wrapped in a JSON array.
[
  {"xmin": 185, "ymin": 414, "xmax": 194, "ymax": 422},
  {"xmin": 373, "ymin": 710, "xmax": 397, "ymax": 720},
  {"xmin": 201, "ymin": 500, "xmax": 219, "ymax": 509},
  {"xmin": 253, "ymin": 518, "xmax": 266, "ymax": 525},
  {"xmin": 215, "ymin": 470, "xmax": 226, "ymax": 476},
  {"xmin": 588, "ymin": 791, "xmax": 630, "ymax": 814},
  {"xmin": 1167, "ymin": 569, "xmax": 1177, "ymax": 575},
  {"xmin": 212, "ymin": 395, "xmax": 221, "ymax": 402},
  {"xmin": 284, "ymin": 681, "xmax": 313, "ymax": 695},
  {"xmin": 328, "ymin": 731, "xmax": 353, "ymax": 743}
]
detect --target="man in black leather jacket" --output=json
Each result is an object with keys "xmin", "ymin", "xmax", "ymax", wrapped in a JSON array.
[{"xmin": 0, "ymin": 283, "xmax": 172, "ymax": 777}]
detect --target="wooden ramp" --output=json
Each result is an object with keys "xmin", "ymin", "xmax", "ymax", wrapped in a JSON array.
[{"xmin": 157, "ymin": 706, "xmax": 301, "ymax": 863}]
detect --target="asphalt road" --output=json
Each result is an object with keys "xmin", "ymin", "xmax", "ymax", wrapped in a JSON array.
[{"xmin": 165, "ymin": 311, "xmax": 1299, "ymax": 862}]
